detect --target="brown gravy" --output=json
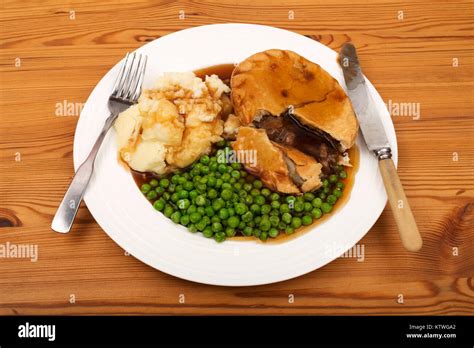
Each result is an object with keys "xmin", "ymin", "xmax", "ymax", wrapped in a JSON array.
[{"xmin": 130, "ymin": 64, "xmax": 360, "ymax": 243}]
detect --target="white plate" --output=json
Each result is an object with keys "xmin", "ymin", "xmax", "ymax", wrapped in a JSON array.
[{"xmin": 74, "ymin": 23, "xmax": 397, "ymax": 286}]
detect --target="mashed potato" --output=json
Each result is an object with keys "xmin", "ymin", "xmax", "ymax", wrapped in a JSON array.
[{"xmin": 114, "ymin": 72, "xmax": 231, "ymax": 174}]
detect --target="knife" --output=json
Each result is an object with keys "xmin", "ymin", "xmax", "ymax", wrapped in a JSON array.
[{"xmin": 339, "ymin": 43, "xmax": 422, "ymax": 252}]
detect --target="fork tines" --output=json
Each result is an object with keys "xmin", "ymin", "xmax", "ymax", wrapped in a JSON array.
[{"xmin": 111, "ymin": 52, "xmax": 148, "ymax": 102}]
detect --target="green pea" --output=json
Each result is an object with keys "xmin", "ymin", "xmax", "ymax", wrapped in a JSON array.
[
  {"xmin": 149, "ymin": 178, "xmax": 159, "ymax": 187},
  {"xmin": 244, "ymin": 196, "xmax": 254, "ymax": 205},
  {"xmin": 282, "ymin": 212, "xmax": 292, "ymax": 224},
  {"xmin": 218, "ymin": 208, "xmax": 229, "ymax": 220},
  {"xmin": 228, "ymin": 162, "xmax": 239, "ymax": 170},
  {"xmin": 197, "ymin": 206, "xmax": 206, "ymax": 216},
  {"xmin": 285, "ymin": 226, "xmax": 294, "ymax": 235},
  {"xmin": 221, "ymin": 173, "xmax": 231, "ymax": 182},
  {"xmin": 211, "ymin": 222, "xmax": 223, "ymax": 233},
  {"xmin": 218, "ymin": 164, "xmax": 227, "ymax": 174},
  {"xmin": 221, "ymin": 189, "xmax": 233, "ymax": 201},
  {"xmin": 171, "ymin": 211, "xmax": 181, "ymax": 224},
  {"xmin": 184, "ymin": 181, "xmax": 194, "ymax": 191},
  {"xmin": 269, "ymin": 209, "xmax": 279, "ymax": 216},
  {"xmin": 195, "ymin": 195, "xmax": 206, "ymax": 206},
  {"xmin": 177, "ymin": 190, "xmax": 188, "ymax": 199},
  {"xmin": 179, "ymin": 214, "xmax": 190, "ymax": 226},
  {"xmin": 339, "ymin": 170, "xmax": 347, "ymax": 179},
  {"xmin": 254, "ymin": 195, "xmax": 266, "ymax": 205},
  {"xmin": 259, "ymin": 219, "xmax": 271, "ymax": 231},
  {"xmin": 203, "ymin": 226, "xmax": 213, "ymax": 238},
  {"xmin": 243, "ymin": 183, "xmax": 252, "ymax": 192},
  {"xmin": 291, "ymin": 217, "xmax": 302, "ymax": 229},
  {"xmin": 294, "ymin": 201, "xmax": 304, "ymax": 212},
  {"xmin": 270, "ymin": 200, "xmax": 280, "ymax": 210},
  {"xmin": 270, "ymin": 193, "xmax": 280, "ymax": 201},
  {"xmin": 196, "ymin": 220, "xmax": 208, "ymax": 231},
  {"xmin": 329, "ymin": 174, "xmax": 338, "ymax": 183},
  {"xmin": 189, "ymin": 212, "xmax": 202, "ymax": 223},
  {"xmin": 250, "ymin": 188, "xmax": 260, "ymax": 197},
  {"xmin": 178, "ymin": 177, "xmax": 187, "ymax": 185},
  {"xmin": 250, "ymin": 204, "xmax": 261, "ymax": 215},
  {"xmin": 153, "ymin": 199, "xmax": 165, "ymax": 211},
  {"xmin": 252, "ymin": 229, "xmax": 261, "ymax": 238},
  {"xmin": 336, "ymin": 182, "xmax": 345, "ymax": 190},
  {"xmin": 228, "ymin": 207, "xmax": 235, "ymax": 216},
  {"xmin": 235, "ymin": 203, "xmax": 248, "ymax": 215},
  {"xmin": 214, "ymin": 231, "xmax": 226, "ymax": 243},
  {"xmin": 160, "ymin": 178, "xmax": 170, "ymax": 188},
  {"xmin": 279, "ymin": 204, "xmax": 289, "ymax": 214},
  {"xmin": 269, "ymin": 215, "xmax": 280, "ymax": 227},
  {"xmin": 259, "ymin": 232, "xmax": 268, "ymax": 241},
  {"xmin": 187, "ymin": 205, "xmax": 197, "ymax": 214},
  {"xmin": 333, "ymin": 188, "xmax": 343, "ymax": 198},
  {"xmin": 261, "ymin": 188, "xmax": 271, "ymax": 197},
  {"xmin": 302, "ymin": 215, "xmax": 312, "ymax": 226},
  {"xmin": 215, "ymin": 179, "xmax": 223, "ymax": 188},
  {"xmin": 304, "ymin": 202, "xmax": 313, "ymax": 212},
  {"xmin": 177, "ymin": 199, "xmax": 190, "ymax": 210},
  {"xmin": 209, "ymin": 162, "xmax": 218, "ymax": 172},
  {"xmin": 303, "ymin": 192, "xmax": 314, "ymax": 201},
  {"xmin": 164, "ymin": 205, "xmax": 174, "ymax": 218},
  {"xmin": 225, "ymin": 227, "xmax": 236, "ymax": 237},
  {"xmin": 146, "ymin": 190, "xmax": 158, "ymax": 200},
  {"xmin": 227, "ymin": 216, "xmax": 240, "ymax": 228},
  {"xmin": 286, "ymin": 196, "xmax": 296, "ymax": 204},
  {"xmin": 253, "ymin": 180, "xmax": 263, "ymax": 189},
  {"xmin": 269, "ymin": 228, "xmax": 279, "ymax": 238},
  {"xmin": 141, "ymin": 183, "xmax": 151, "ymax": 194},
  {"xmin": 216, "ymin": 139, "xmax": 226, "ymax": 147},
  {"xmin": 311, "ymin": 208, "xmax": 322, "ymax": 219},
  {"xmin": 231, "ymin": 170, "xmax": 241, "ymax": 180},
  {"xmin": 312, "ymin": 197, "xmax": 323, "ymax": 208},
  {"xmin": 327, "ymin": 194, "xmax": 338, "ymax": 205},
  {"xmin": 205, "ymin": 206, "xmax": 215, "ymax": 217},
  {"xmin": 221, "ymin": 183, "xmax": 232, "ymax": 191},
  {"xmin": 212, "ymin": 199, "xmax": 224, "ymax": 211},
  {"xmin": 200, "ymin": 155, "xmax": 210, "ymax": 165},
  {"xmin": 171, "ymin": 175, "xmax": 180, "ymax": 184},
  {"xmin": 208, "ymin": 189, "xmax": 218, "ymax": 199},
  {"xmin": 162, "ymin": 192, "xmax": 171, "ymax": 201},
  {"xmin": 242, "ymin": 211, "xmax": 253, "ymax": 223},
  {"xmin": 242, "ymin": 226, "xmax": 253, "ymax": 236},
  {"xmin": 261, "ymin": 204, "xmax": 272, "ymax": 215},
  {"xmin": 319, "ymin": 192, "xmax": 327, "ymax": 200},
  {"xmin": 188, "ymin": 224, "xmax": 197, "ymax": 233},
  {"xmin": 155, "ymin": 186, "xmax": 165, "ymax": 195},
  {"xmin": 321, "ymin": 202, "xmax": 333, "ymax": 213},
  {"xmin": 170, "ymin": 192, "xmax": 180, "ymax": 203}
]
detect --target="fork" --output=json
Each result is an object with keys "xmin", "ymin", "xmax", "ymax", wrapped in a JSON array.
[{"xmin": 51, "ymin": 52, "xmax": 147, "ymax": 233}]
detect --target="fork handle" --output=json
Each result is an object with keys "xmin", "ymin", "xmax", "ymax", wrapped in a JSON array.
[{"xmin": 51, "ymin": 113, "xmax": 117, "ymax": 233}]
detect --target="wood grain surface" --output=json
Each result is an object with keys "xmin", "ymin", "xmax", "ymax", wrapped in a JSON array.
[{"xmin": 0, "ymin": 0, "xmax": 473, "ymax": 315}]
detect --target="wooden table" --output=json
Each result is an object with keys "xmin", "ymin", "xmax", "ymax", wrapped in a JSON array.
[{"xmin": 1, "ymin": 0, "xmax": 473, "ymax": 315}]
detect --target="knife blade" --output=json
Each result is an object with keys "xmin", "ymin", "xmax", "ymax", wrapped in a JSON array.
[
  {"xmin": 339, "ymin": 43, "xmax": 391, "ymax": 157},
  {"xmin": 339, "ymin": 43, "xmax": 422, "ymax": 252}
]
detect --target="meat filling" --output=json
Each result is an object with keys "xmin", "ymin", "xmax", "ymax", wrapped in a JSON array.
[{"xmin": 254, "ymin": 114, "xmax": 340, "ymax": 175}]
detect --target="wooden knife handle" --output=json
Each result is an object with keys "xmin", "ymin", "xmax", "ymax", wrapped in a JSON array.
[{"xmin": 379, "ymin": 158, "xmax": 423, "ymax": 251}]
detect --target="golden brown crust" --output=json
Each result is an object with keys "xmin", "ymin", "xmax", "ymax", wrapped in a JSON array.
[
  {"xmin": 231, "ymin": 49, "xmax": 358, "ymax": 150},
  {"xmin": 232, "ymin": 127, "xmax": 300, "ymax": 194},
  {"xmin": 275, "ymin": 144, "xmax": 323, "ymax": 192}
]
